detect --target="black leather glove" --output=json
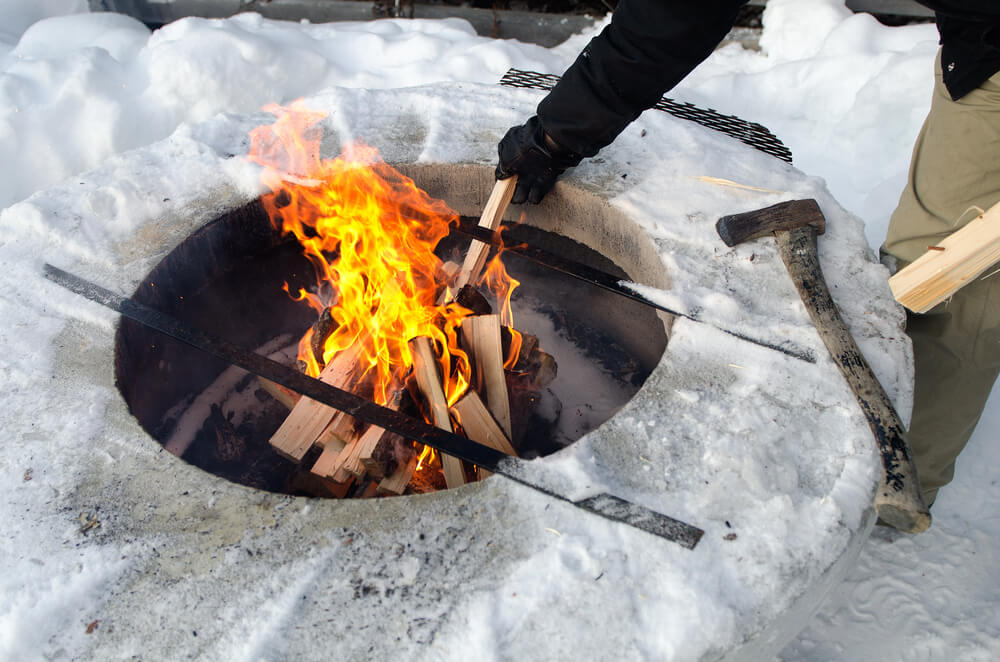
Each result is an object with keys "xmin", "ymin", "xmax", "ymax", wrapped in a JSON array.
[{"xmin": 496, "ymin": 116, "xmax": 583, "ymax": 204}]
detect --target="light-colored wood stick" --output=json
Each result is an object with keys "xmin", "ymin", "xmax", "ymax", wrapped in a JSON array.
[
  {"xmin": 889, "ymin": 201, "xmax": 1000, "ymax": 313},
  {"xmin": 451, "ymin": 390, "xmax": 517, "ymax": 478},
  {"xmin": 257, "ymin": 377, "xmax": 300, "ymax": 410},
  {"xmin": 310, "ymin": 420, "xmax": 359, "ymax": 479},
  {"xmin": 288, "ymin": 471, "xmax": 354, "ymax": 499},
  {"xmin": 438, "ymin": 260, "xmax": 460, "ymax": 285},
  {"xmin": 316, "ymin": 410, "xmax": 355, "ymax": 451},
  {"xmin": 409, "ymin": 337, "xmax": 466, "ymax": 489},
  {"xmin": 313, "ymin": 390, "xmax": 405, "ymax": 480},
  {"xmin": 459, "ymin": 314, "xmax": 512, "ymax": 438},
  {"xmin": 378, "ymin": 454, "xmax": 419, "ymax": 495},
  {"xmin": 269, "ymin": 343, "xmax": 363, "ymax": 462},
  {"xmin": 454, "ymin": 176, "xmax": 517, "ymax": 290},
  {"xmin": 356, "ymin": 390, "xmax": 408, "ymax": 478},
  {"xmin": 359, "ymin": 430, "xmax": 409, "ymax": 479},
  {"xmin": 315, "ymin": 424, "xmax": 381, "ymax": 482}
]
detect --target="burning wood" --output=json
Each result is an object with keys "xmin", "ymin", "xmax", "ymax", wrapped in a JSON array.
[
  {"xmin": 378, "ymin": 454, "xmax": 419, "ymax": 495},
  {"xmin": 360, "ymin": 431, "xmax": 412, "ymax": 479},
  {"xmin": 247, "ymin": 106, "xmax": 554, "ymax": 498},
  {"xmin": 268, "ymin": 343, "xmax": 363, "ymax": 461},
  {"xmin": 409, "ymin": 336, "xmax": 467, "ymax": 489},
  {"xmin": 452, "ymin": 390, "xmax": 517, "ymax": 479},
  {"xmin": 459, "ymin": 314, "xmax": 512, "ymax": 438},
  {"xmin": 312, "ymin": 390, "xmax": 404, "ymax": 481},
  {"xmin": 257, "ymin": 376, "xmax": 299, "ymax": 411},
  {"xmin": 454, "ymin": 177, "xmax": 517, "ymax": 290}
]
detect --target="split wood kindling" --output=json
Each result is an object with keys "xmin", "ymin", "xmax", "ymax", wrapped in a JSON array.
[
  {"xmin": 889, "ymin": 201, "xmax": 1000, "ymax": 313},
  {"xmin": 260, "ymin": 177, "xmax": 559, "ymax": 498}
]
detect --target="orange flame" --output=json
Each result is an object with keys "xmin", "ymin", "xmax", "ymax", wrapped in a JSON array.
[
  {"xmin": 248, "ymin": 104, "xmax": 522, "ymax": 490},
  {"xmin": 482, "ymin": 248, "xmax": 524, "ymax": 369}
]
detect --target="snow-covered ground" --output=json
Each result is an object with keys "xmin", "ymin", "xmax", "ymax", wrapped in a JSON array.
[{"xmin": 0, "ymin": 0, "xmax": 996, "ymax": 659}]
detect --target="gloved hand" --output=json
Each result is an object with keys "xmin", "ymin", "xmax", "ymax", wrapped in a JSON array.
[{"xmin": 496, "ymin": 116, "xmax": 583, "ymax": 204}]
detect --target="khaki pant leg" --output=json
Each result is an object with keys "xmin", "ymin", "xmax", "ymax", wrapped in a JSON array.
[
  {"xmin": 884, "ymin": 51, "xmax": 1000, "ymax": 264},
  {"xmin": 882, "ymin": 51, "xmax": 1000, "ymax": 505},
  {"xmin": 905, "ymin": 276, "xmax": 1000, "ymax": 504}
]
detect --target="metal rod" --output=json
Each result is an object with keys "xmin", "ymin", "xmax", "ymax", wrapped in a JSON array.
[
  {"xmin": 44, "ymin": 263, "xmax": 704, "ymax": 549},
  {"xmin": 451, "ymin": 216, "xmax": 816, "ymax": 364}
]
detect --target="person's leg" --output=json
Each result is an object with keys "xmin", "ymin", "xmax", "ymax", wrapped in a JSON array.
[
  {"xmin": 883, "ymin": 52, "xmax": 1000, "ymax": 505},
  {"xmin": 905, "ymin": 276, "xmax": 1000, "ymax": 504},
  {"xmin": 884, "ymin": 53, "xmax": 1000, "ymax": 265}
]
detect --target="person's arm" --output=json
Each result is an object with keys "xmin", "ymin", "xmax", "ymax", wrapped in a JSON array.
[{"xmin": 498, "ymin": 0, "xmax": 747, "ymax": 204}]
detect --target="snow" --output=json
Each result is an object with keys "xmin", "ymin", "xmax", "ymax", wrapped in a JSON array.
[{"xmin": 0, "ymin": 0, "xmax": 997, "ymax": 660}]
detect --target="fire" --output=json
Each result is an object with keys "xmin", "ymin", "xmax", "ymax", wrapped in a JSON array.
[{"xmin": 248, "ymin": 102, "xmax": 520, "ymax": 478}]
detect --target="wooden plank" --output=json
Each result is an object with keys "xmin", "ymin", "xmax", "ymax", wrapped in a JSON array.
[
  {"xmin": 357, "ymin": 390, "xmax": 410, "ymax": 479},
  {"xmin": 309, "ymin": 421, "xmax": 357, "ymax": 479},
  {"xmin": 288, "ymin": 471, "xmax": 354, "ymax": 499},
  {"xmin": 257, "ymin": 376, "xmax": 299, "ymax": 410},
  {"xmin": 459, "ymin": 314, "xmax": 512, "ymax": 438},
  {"xmin": 316, "ymin": 410, "xmax": 355, "ymax": 450},
  {"xmin": 268, "ymin": 343, "xmax": 362, "ymax": 462},
  {"xmin": 454, "ymin": 176, "xmax": 517, "ymax": 290},
  {"xmin": 451, "ymin": 391, "xmax": 517, "ymax": 478},
  {"xmin": 889, "ymin": 202, "xmax": 1000, "ymax": 313},
  {"xmin": 312, "ymin": 391, "xmax": 407, "ymax": 481},
  {"xmin": 377, "ymin": 454, "xmax": 419, "ymax": 495},
  {"xmin": 409, "ymin": 337, "xmax": 466, "ymax": 489},
  {"xmin": 316, "ymin": 424, "xmax": 382, "ymax": 482}
]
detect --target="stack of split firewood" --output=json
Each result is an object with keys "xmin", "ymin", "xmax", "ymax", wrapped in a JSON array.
[{"xmin": 259, "ymin": 177, "xmax": 556, "ymax": 498}]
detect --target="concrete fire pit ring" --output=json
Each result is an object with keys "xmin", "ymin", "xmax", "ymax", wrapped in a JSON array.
[{"xmin": 1, "ymin": 83, "xmax": 911, "ymax": 660}]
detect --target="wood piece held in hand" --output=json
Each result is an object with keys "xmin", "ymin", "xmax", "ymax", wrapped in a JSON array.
[
  {"xmin": 409, "ymin": 337, "xmax": 466, "ymax": 489},
  {"xmin": 459, "ymin": 314, "xmax": 512, "ymax": 437},
  {"xmin": 889, "ymin": 201, "xmax": 1000, "ymax": 313},
  {"xmin": 269, "ymin": 343, "xmax": 363, "ymax": 462},
  {"xmin": 452, "ymin": 390, "xmax": 517, "ymax": 478},
  {"xmin": 454, "ymin": 176, "xmax": 518, "ymax": 290}
]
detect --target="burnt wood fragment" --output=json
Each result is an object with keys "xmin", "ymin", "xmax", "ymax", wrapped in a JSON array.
[{"xmin": 455, "ymin": 284, "xmax": 492, "ymax": 315}]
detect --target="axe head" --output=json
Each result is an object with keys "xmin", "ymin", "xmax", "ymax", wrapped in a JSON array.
[{"xmin": 716, "ymin": 199, "xmax": 827, "ymax": 247}]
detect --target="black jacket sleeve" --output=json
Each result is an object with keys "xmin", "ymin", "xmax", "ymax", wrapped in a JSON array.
[{"xmin": 537, "ymin": 0, "xmax": 748, "ymax": 157}]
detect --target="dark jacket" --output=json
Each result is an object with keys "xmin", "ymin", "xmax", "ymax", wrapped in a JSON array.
[
  {"xmin": 538, "ymin": 0, "xmax": 747, "ymax": 157},
  {"xmin": 917, "ymin": 1, "xmax": 1000, "ymax": 99},
  {"xmin": 538, "ymin": 0, "xmax": 1000, "ymax": 158}
]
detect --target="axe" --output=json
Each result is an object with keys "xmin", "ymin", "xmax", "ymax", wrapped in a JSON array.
[{"xmin": 716, "ymin": 199, "xmax": 931, "ymax": 533}]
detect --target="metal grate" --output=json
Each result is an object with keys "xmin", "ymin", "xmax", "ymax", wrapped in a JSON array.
[{"xmin": 500, "ymin": 68, "xmax": 793, "ymax": 164}]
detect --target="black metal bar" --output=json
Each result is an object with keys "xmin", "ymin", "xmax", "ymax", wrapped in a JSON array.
[
  {"xmin": 44, "ymin": 263, "xmax": 704, "ymax": 550},
  {"xmin": 452, "ymin": 216, "xmax": 816, "ymax": 364}
]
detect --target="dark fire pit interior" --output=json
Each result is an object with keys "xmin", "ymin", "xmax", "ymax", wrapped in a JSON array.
[{"xmin": 114, "ymin": 166, "xmax": 669, "ymax": 497}]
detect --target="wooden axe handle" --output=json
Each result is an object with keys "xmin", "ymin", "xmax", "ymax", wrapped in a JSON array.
[{"xmin": 774, "ymin": 224, "xmax": 930, "ymax": 532}]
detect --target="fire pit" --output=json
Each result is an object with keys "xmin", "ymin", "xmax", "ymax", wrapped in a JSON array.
[
  {"xmin": 4, "ymin": 83, "xmax": 908, "ymax": 660},
  {"xmin": 114, "ymin": 170, "xmax": 668, "ymax": 497}
]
